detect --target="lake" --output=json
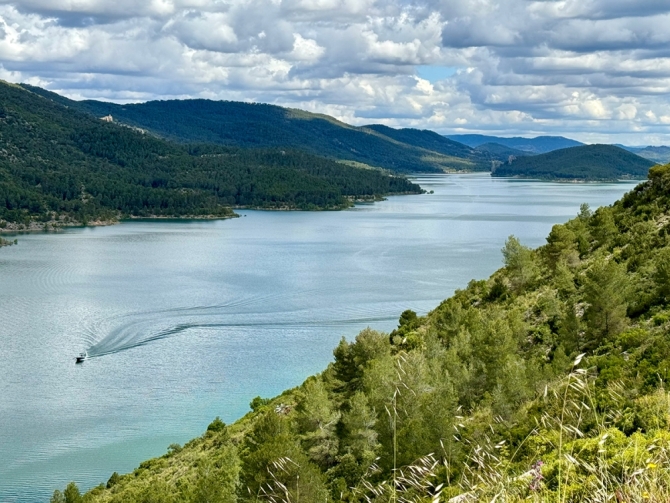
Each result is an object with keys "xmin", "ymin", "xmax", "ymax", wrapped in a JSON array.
[{"xmin": 0, "ymin": 174, "xmax": 639, "ymax": 502}]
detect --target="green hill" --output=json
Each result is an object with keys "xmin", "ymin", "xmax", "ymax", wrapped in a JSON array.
[
  {"xmin": 20, "ymin": 84, "xmax": 490, "ymax": 174},
  {"xmin": 0, "ymin": 81, "xmax": 422, "ymax": 229},
  {"xmin": 492, "ymin": 144, "xmax": 655, "ymax": 180},
  {"xmin": 57, "ymin": 164, "xmax": 670, "ymax": 503}
]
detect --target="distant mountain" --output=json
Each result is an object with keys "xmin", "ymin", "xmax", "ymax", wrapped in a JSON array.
[
  {"xmin": 473, "ymin": 142, "xmax": 531, "ymax": 158},
  {"xmin": 491, "ymin": 144, "xmax": 655, "ymax": 180},
  {"xmin": 21, "ymin": 84, "xmax": 490, "ymax": 174},
  {"xmin": 363, "ymin": 124, "xmax": 483, "ymax": 159},
  {"xmin": 618, "ymin": 145, "xmax": 670, "ymax": 164},
  {"xmin": 446, "ymin": 134, "xmax": 583, "ymax": 154},
  {"xmin": 0, "ymin": 81, "xmax": 422, "ymax": 228}
]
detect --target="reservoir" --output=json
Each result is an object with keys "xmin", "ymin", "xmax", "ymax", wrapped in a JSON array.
[{"xmin": 0, "ymin": 174, "xmax": 639, "ymax": 502}]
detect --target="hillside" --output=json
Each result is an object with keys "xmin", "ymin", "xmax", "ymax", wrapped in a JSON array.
[
  {"xmin": 21, "ymin": 85, "xmax": 490, "ymax": 174},
  {"xmin": 56, "ymin": 164, "xmax": 670, "ymax": 503},
  {"xmin": 363, "ymin": 124, "xmax": 489, "ymax": 160},
  {"xmin": 447, "ymin": 134, "xmax": 583, "ymax": 153},
  {"xmin": 0, "ymin": 81, "xmax": 422, "ymax": 229},
  {"xmin": 492, "ymin": 144, "xmax": 655, "ymax": 180}
]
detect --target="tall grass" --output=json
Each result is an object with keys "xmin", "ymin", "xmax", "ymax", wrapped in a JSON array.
[{"xmin": 323, "ymin": 354, "xmax": 670, "ymax": 503}]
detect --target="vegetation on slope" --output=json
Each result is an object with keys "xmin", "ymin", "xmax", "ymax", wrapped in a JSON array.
[
  {"xmin": 492, "ymin": 144, "xmax": 655, "ymax": 180},
  {"xmin": 56, "ymin": 163, "xmax": 670, "ymax": 502},
  {"xmin": 21, "ymin": 84, "xmax": 491, "ymax": 174},
  {"xmin": 0, "ymin": 81, "xmax": 422, "ymax": 228}
]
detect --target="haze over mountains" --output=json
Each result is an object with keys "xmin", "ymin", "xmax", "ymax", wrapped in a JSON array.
[{"xmin": 446, "ymin": 134, "xmax": 584, "ymax": 154}]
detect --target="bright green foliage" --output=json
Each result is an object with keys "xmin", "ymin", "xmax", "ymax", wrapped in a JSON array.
[
  {"xmin": 62, "ymin": 482, "xmax": 82, "ymax": 503},
  {"xmin": 502, "ymin": 235, "xmax": 540, "ymax": 291},
  {"xmin": 50, "ymin": 490, "xmax": 65, "ymax": 503},
  {"xmin": 583, "ymin": 258, "xmax": 630, "ymax": 346},
  {"xmin": 296, "ymin": 378, "xmax": 341, "ymax": 468},
  {"xmin": 207, "ymin": 417, "xmax": 226, "ymax": 433},
  {"xmin": 78, "ymin": 164, "xmax": 670, "ymax": 502}
]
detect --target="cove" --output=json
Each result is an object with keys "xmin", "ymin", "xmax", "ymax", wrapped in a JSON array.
[{"xmin": 0, "ymin": 174, "xmax": 639, "ymax": 502}]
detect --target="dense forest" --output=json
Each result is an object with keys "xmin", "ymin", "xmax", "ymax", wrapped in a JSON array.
[
  {"xmin": 492, "ymin": 144, "xmax": 655, "ymax": 180},
  {"xmin": 0, "ymin": 82, "xmax": 422, "ymax": 228},
  {"xmin": 52, "ymin": 163, "xmax": 670, "ymax": 502},
  {"xmin": 20, "ymin": 84, "xmax": 493, "ymax": 174}
]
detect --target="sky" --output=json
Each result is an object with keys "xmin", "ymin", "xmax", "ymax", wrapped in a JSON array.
[{"xmin": 1, "ymin": 0, "xmax": 669, "ymax": 145}]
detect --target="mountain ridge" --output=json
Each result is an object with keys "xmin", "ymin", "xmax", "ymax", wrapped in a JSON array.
[
  {"xmin": 20, "ymin": 84, "xmax": 493, "ymax": 174},
  {"xmin": 446, "ymin": 133, "xmax": 584, "ymax": 153}
]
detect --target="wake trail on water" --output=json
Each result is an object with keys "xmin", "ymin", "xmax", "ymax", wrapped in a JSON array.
[{"xmin": 84, "ymin": 290, "xmax": 405, "ymax": 358}]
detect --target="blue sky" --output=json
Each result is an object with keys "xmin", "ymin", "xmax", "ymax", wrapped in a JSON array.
[{"xmin": 1, "ymin": 0, "xmax": 669, "ymax": 145}]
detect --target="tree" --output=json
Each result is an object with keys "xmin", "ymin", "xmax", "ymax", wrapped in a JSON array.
[
  {"xmin": 654, "ymin": 247, "xmax": 670, "ymax": 301},
  {"xmin": 544, "ymin": 224, "xmax": 578, "ymax": 269},
  {"xmin": 583, "ymin": 258, "xmax": 629, "ymax": 347},
  {"xmin": 188, "ymin": 455, "xmax": 239, "ymax": 503},
  {"xmin": 590, "ymin": 206, "xmax": 618, "ymax": 249},
  {"xmin": 62, "ymin": 482, "xmax": 82, "ymax": 503},
  {"xmin": 339, "ymin": 392, "xmax": 379, "ymax": 463},
  {"xmin": 332, "ymin": 328, "xmax": 390, "ymax": 394},
  {"xmin": 296, "ymin": 378, "xmax": 340, "ymax": 468},
  {"xmin": 501, "ymin": 235, "xmax": 540, "ymax": 292}
]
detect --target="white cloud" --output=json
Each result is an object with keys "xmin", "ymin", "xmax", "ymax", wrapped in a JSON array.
[{"xmin": 0, "ymin": 0, "xmax": 669, "ymax": 144}]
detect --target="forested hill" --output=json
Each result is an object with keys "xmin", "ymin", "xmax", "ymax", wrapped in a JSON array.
[
  {"xmin": 0, "ymin": 81, "xmax": 422, "ymax": 228},
  {"xmin": 492, "ymin": 144, "xmax": 655, "ymax": 180},
  {"xmin": 65, "ymin": 164, "xmax": 670, "ymax": 503},
  {"xmin": 20, "ymin": 84, "xmax": 492, "ymax": 174}
]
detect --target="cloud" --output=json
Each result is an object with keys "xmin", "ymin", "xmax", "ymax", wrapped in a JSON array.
[{"xmin": 0, "ymin": 0, "xmax": 669, "ymax": 144}]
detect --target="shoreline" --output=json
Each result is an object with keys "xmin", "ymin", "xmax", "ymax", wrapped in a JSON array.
[
  {"xmin": 0, "ymin": 190, "xmax": 426, "ymax": 234},
  {"xmin": 0, "ymin": 214, "xmax": 239, "ymax": 235}
]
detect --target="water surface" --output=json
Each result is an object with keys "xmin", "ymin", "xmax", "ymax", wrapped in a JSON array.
[{"xmin": 0, "ymin": 174, "xmax": 638, "ymax": 501}]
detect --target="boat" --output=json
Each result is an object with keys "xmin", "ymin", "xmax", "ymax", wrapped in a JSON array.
[{"xmin": 75, "ymin": 352, "xmax": 87, "ymax": 364}]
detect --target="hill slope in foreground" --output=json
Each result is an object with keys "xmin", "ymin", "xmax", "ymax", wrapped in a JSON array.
[
  {"xmin": 62, "ymin": 164, "xmax": 670, "ymax": 502},
  {"xmin": 22, "ymin": 84, "xmax": 493, "ymax": 174},
  {"xmin": 492, "ymin": 144, "xmax": 655, "ymax": 180},
  {"xmin": 0, "ymin": 81, "xmax": 422, "ymax": 229}
]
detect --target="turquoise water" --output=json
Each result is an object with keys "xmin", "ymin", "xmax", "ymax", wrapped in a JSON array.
[{"xmin": 0, "ymin": 174, "xmax": 639, "ymax": 502}]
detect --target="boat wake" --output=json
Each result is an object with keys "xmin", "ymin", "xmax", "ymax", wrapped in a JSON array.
[{"xmin": 83, "ymin": 292, "xmax": 408, "ymax": 359}]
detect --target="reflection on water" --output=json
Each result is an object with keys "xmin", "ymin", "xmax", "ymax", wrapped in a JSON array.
[{"xmin": 0, "ymin": 174, "xmax": 639, "ymax": 502}]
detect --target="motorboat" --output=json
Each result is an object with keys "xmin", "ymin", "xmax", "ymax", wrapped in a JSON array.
[{"xmin": 75, "ymin": 352, "xmax": 87, "ymax": 364}]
